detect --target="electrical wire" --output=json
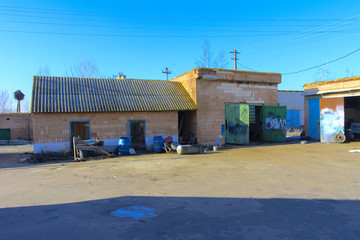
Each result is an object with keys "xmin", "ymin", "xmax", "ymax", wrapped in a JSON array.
[
  {"xmin": 2, "ymin": 19, "xmax": 360, "ymax": 33},
  {"xmin": 0, "ymin": 29, "xmax": 300, "ymax": 37},
  {"xmin": 241, "ymin": 15, "xmax": 360, "ymax": 51},
  {"xmin": 0, "ymin": 5, "xmax": 349, "ymax": 22},
  {"xmin": 282, "ymin": 48, "xmax": 360, "ymax": 75}
]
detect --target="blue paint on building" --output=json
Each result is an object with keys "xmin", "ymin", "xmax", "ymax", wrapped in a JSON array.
[
  {"xmin": 308, "ymin": 98, "xmax": 320, "ymax": 140},
  {"xmin": 286, "ymin": 110, "xmax": 301, "ymax": 129}
]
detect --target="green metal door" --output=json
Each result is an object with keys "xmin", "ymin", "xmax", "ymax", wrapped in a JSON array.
[
  {"xmin": 0, "ymin": 129, "xmax": 10, "ymax": 140},
  {"xmin": 225, "ymin": 103, "xmax": 249, "ymax": 144},
  {"xmin": 262, "ymin": 106, "xmax": 287, "ymax": 142}
]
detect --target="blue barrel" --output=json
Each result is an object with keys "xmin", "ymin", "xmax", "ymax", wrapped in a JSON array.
[
  {"xmin": 153, "ymin": 136, "xmax": 164, "ymax": 153},
  {"xmin": 118, "ymin": 137, "xmax": 131, "ymax": 154}
]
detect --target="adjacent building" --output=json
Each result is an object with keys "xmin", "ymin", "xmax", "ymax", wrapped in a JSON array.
[
  {"xmin": 171, "ymin": 68, "xmax": 285, "ymax": 145},
  {"xmin": 0, "ymin": 113, "xmax": 32, "ymax": 141},
  {"xmin": 31, "ymin": 76, "xmax": 198, "ymax": 154},
  {"xmin": 304, "ymin": 76, "xmax": 360, "ymax": 142}
]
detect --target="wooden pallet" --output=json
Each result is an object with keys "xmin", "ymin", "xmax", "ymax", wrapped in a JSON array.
[{"xmin": 73, "ymin": 137, "xmax": 111, "ymax": 161}]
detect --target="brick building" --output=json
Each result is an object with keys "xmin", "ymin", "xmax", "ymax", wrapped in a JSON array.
[
  {"xmin": 31, "ymin": 76, "xmax": 198, "ymax": 154},
  {"xmin": 31, "ymin": 68, "xmax": 285, "ymax": 154},
  {"xmin": 0, "ymin": 113, "xmax": 32, "ymax": 141},
  {"xmin": 171, "ymin": 68, "xmax": 285, "ymax": 145}
]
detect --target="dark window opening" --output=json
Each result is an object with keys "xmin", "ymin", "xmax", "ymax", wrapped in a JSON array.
[
  {"xmin": 249, "ymin": 105, "xmax": 262, "ymax": 142},
  {"xmin": 130, "ymin": 120, "xmax": 145, "ymax": 152},
  {"xmin": 70, "ymin": 121, "xmax": 90, "ymax": 141}
]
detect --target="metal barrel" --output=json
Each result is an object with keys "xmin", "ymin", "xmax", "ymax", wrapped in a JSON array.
[
  {"xmin": 153, "ymin": 136, "xmax": 164, "ymax": 153},
  {"xmin": 118, "ymin": 137, "xmax": 131, "ymax": 154}
]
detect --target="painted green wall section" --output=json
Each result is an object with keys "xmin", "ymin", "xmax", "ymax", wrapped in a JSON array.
[
  {"xmin": 0, "ymin": 129, "xmax": 11, "ymax": 140},
  {"xmin": 262, "ymin": 106, "xmax": 287, "ymax": 142},
  {"xmin": 225, "ymin": 103, "xmax": 249, "ymax": 144}
]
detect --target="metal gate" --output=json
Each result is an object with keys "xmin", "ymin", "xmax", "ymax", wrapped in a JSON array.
[
  {"xmin": 262, "ymin": 106, "xmax": 287, "ymax": 142},
  {"xmin": 225, "ymin": 103, "xmax": 249, "ymax": 144}
]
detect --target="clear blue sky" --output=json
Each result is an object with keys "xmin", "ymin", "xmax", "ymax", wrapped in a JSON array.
[{"xmin": 1, "ymin": 0, "xmax": 360, "ymax": 107}]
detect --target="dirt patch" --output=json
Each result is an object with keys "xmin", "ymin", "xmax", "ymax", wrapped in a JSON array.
[
  {"xmin": 0, "ymin": 145, "xmax": 33, "ymax": 166},
  {"xmin": 1, "ymin": 142, "xmax": 360, "ymax": 239}
]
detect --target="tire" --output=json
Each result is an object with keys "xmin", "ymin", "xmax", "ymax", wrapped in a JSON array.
[{"xmin": 334, "ymin": 133, "xmax": 346, "ymax": 143}]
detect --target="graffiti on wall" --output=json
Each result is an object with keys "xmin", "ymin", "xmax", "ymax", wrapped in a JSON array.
[
  {"xmin": 265, "ymin": 111, "xmax": 287, "ymax": 130},
  {"xmin": 266, "ymin": 118, "xmax": 287, "ymax": 130},
  {"xmin": 320, "ymin": 106, "xmax": 344, "ymax": 143}
]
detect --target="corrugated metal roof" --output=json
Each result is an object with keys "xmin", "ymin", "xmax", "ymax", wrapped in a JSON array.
[{"xmin": 31, "ymin": 76, "xmax": 198, "ymax": 113}]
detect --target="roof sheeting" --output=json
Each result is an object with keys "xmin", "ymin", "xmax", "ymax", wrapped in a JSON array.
[{"xmin": 31, "ymin": 76, "xmax": 198, "ymax": 113}]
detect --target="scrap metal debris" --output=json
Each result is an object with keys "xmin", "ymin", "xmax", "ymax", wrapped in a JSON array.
[{"xmin": 73, "ymin": 137, "xmax": 111, "ymax": 161}]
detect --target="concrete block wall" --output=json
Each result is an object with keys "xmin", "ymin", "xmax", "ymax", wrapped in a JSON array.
[
  {"xmin": 0, "ymin": 113, "xmax": 32, "ymax": 140},
  {"xmin": 172, "ymin": 68, "xmax": 281, "ymax": 145},
  {"xmin": 196, "ymin": 80, "xmax": 279, "ymax": 145},
  {"xmin": 33, "ymin": 111, "xmax": 178, "ymax": 145}
]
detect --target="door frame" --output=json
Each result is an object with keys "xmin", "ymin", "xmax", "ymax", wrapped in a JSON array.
[
  {"xmin": 129, "ymin": 120, "xmax": 146, "ymax": 149},
  {"xmin": 69, "ymin": 120, "xmax": 91, "ymax": 142}
]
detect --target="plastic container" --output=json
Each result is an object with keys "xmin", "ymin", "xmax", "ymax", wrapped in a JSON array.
[
  {"xmin": 118, "ymin": 137, "xmax": 131, "ymax": 154},
  {"xmin": 153, "ymin": 136, "xmax": 164, "ymax": 153}
]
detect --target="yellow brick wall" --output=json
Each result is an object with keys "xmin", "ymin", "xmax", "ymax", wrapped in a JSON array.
[
  {"xmin": 171, "ymin": 70, "xmax": 197, "ymax": 103},
  {"xmin": 32, "ymin": 111, "xmax": 178, "ymax": 144}
]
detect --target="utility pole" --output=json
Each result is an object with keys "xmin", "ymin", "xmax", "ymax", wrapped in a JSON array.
[
  {"xmin": 162, "ymin": 67, "xmax": 172, "ymax": 81},
  {"xmin": 230, "ymin": 50, "xmax": 240, "ymax": 70}
]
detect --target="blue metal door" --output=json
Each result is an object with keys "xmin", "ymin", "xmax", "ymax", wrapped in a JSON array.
[{"xmin": 308, "ymin": 98, "xmax": 320, "ymax": 140}]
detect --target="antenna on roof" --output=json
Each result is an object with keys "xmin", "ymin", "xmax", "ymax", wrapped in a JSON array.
[{"xmin": 162, "ymin": 67, "xmax": 172, "ymax": 81}]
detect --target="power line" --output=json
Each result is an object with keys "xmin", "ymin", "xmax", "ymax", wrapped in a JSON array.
[
  {"xmin": 0, "ymin": 29, "xmax": 324, "ymax": 38},
  {"xmin": 245, "ymin": 32, "xmax": 360, "ymax": 59},
  {"xmin": 3, "ymin": 12, "xmax": 359, "ymax": 29},
  {"xmin": 3, "ymin": 19, "xmax": 360, "ymax": 34},
  {"xmin": 241, "ymin": 14, "xmax": 360, "ymax": 51},
  {"xmin": 282, "ymin": 48, "xmax": 360, "ymax": 75},
  {"xmin": 0, "ymin": 5, "xmax": 351, "ymax": 22},
  {"xmin": 238, "ymin": 64, "xmax": 257, "ymax": 71}
]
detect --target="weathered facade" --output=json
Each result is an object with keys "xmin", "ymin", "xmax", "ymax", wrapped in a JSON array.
[
  {"xmin": 0, "ymin": 113, "xmax": 32, "ymax": 141},
  {"xmin": 304, "ymin": 76, "xmax": 360, "ymax": 142},
  {"xmin": 172, "ymin": 68, "xmax": 284, "ymax": 145}
]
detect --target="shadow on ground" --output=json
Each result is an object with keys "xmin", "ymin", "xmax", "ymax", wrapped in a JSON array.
[{"xmin": 1, "ymin": 196, "xmax": 359, "ymax": 240}]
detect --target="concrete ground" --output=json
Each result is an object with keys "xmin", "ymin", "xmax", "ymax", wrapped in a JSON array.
[{"xmin": 1, "ymin": 142, "xmax": 360, "ymax": 240}]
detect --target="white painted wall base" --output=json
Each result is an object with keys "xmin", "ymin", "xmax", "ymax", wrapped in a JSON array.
[{"xmin": 34, "ymin": 136, "xmax": 179, "ymax": 154}]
